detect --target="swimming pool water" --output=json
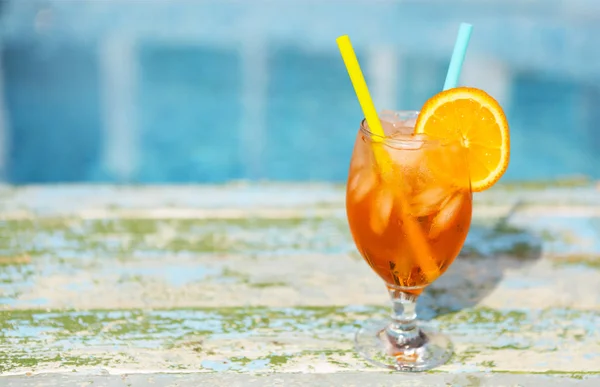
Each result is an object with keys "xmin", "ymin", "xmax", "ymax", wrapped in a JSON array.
[{"xmin": 1, "ymin": 0, "xmax": 599, "ymax": 184}]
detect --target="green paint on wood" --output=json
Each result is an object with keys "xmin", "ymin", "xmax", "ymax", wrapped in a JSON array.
[
  {"xmin": 552, "ymin": 254, "xmax": 600, "ymax": 269},
  {"xmin": 1, "ymin": 305, "xmax": 597, "ymax": 373}
]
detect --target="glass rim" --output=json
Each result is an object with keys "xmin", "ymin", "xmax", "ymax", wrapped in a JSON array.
[{"xmin": 359, "ymin": 111, "xmax": 463, "ymax": 149}]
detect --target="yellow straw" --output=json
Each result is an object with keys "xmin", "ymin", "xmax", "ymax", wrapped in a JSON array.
[
  {"xmin": 337, "ymin": 34, "xmax": 440, "ymax": 283},
  {"xmin": 336, "ymin": 35, "xmax": 391, "ymax": 176},
  {"xmin": 336, "ymin": 35, "xmax": 385, "ymax": 140}
]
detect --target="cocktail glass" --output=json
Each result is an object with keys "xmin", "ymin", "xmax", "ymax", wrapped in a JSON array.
[{"xmin": 346, "ymin": 111, "xmax": 472, "ymax": 371}]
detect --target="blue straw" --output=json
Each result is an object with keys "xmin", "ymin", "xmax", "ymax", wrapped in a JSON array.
[{"xmin": 443, "ymin": 23, "xmax": 473, "ymax": 90}]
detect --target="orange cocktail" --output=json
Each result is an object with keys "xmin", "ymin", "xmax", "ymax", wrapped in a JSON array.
[
  {"xmin": 348, "ymin": 88, "xmax": 510, "ymax": 372},
  {"xmin": 336, "ymin": 29, "xmax": 509, "ymax": 372},
  {"xmin": 346, "ymin": 111, "xmax": 472, "ymax": 293}
]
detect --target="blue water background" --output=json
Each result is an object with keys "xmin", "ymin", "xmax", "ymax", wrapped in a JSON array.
[{"xmin": 0, "ymin": 0, "xmax": 599, "ymax": 184}]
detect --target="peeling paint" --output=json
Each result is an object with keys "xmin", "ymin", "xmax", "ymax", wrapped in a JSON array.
[
  {"xmin": 1, "ymin": 185, "xmax": 600, "ymax": 379},
  {"xmin": 0, "ymin": 306, "xmax": 598, "ymax": 374}
]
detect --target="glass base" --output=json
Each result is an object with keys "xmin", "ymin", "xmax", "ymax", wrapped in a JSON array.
[{"xmin": 355, "ymin": 319, "xmax": 453, "ymax": 372}]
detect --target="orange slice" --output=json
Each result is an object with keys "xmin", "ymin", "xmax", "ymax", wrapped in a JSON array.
[{"xmin": 414, "ymin": 87, "xmax": 510, "ymax": 192}]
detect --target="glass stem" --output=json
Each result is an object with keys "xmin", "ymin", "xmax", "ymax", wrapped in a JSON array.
[{"xmin": 385, "ymin": 286, "xmax": 426, "ymax": 348}]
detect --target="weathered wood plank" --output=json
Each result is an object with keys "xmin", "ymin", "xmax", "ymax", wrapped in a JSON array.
[
  {"xmin": 1, "ymin": 306, "xmax": 599, "ymax": 375},
  {"xmin": 3, "ymin": 372, "xmax": 600, "ymax": 387},
  {"xmin": 1, "ymin": 184, "xmax": 599, "ymax": 379},
  {"xmin": 1, "ymin": 182, "xmax": 599, "ymax": 217},
  {"xmin": 1, "ymin": 212, "xmax": 599, "ymax": 310}
]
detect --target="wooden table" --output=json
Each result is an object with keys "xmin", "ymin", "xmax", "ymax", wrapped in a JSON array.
[{"xmin": 1, "ymin": 184, "xmax": 599, "ymax": 386}]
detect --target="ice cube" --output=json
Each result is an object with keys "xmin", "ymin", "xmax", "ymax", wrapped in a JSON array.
[
  {"xmin": 403, "ymin": 117, "xmax": 417, "ymax": 128},
  {"xmin": 411, "ymin": 133, "xmax": 428, "ymax": 141},
  {"xmin": 429, "ymin": 191, "xmax": 467, "ymax": 239},
  {"xmin": 410, "ymin": 186, "xmax": 451, "ymax": 217},
  {"xmin": 378, "ymin": 111, "xmax": 398, "ymax": 136},
  {"xmin": 348, "ymin": 167, "xmax": 377, "ymax": 203},
  {"xmin": 386, "ymin": 146, "xmax": 427, "ymax": 182},
  {"xmin": 380, "ymin": 110, "xmax": 403, "ymax": 124},
  {"xmin": 380, "ymin": 111, "xmax": 416, "ymax": 138},
  {"xmin": 389, "ymin": 126, "xmax": 415, "ymax": 139},
  {"xmin": 369, "ymin": 187, "xmax": 394, "ymax": 235},
  {"xmin": 385, "ymin": 131, "xmax": 425, "ymax": 157}
]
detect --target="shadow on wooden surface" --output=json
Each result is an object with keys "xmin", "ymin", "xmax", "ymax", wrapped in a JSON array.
[{"xmin": 419, "ymin": 201, "xmax": 544, "ymax": 319}]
